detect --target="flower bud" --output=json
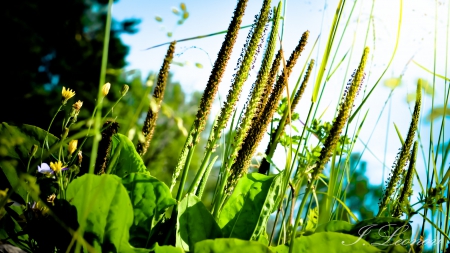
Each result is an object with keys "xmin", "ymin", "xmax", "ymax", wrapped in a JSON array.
[
  {"xmin": 29, "ymin": 144, "xmax": 38, "ymax": 157},
  {"xmin": 102, "ymin": 82, "xmax": 111, "ymax": 96},
  {"xmin": 121, "ymin": 84, "xmax": 129, "ymax": 96},
  {"xmin": 68, "ymin": 139, "xmax": 78, "ymax": 155}
]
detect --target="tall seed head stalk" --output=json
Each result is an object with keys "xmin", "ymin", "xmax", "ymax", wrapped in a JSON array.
[
  {"xmin": 312, "ymin": 47, "xmax": 369, "ymax": 180},
  {"xmin": 259, "ymin": 58, "xmax": 315, "ymax": 175},
  {"xmin": 207, "ymin": 0, "xmax": 272, "ymax": 152},
  {"xmin": 393, "ymin": 141, "xmax": 418, "ymax": 218},
  {"xmin": 378, "ymin": 79, "xmax": 422, "ymax": 216},
  {"xmin": 223, "ymin": 2, "xmax": 281, "ymax": 176},
  {"xmin": 137, "ymin": 41, "xmax": 176, "ymax": 156},
  {"xmin": 255, "ymin": 49, "xmax": 282, "ymax": 120},
  {"xmin": 228, "ymin": 31, "xmax": 309, "ymax": 192},
  {"xmin": 169, "ymin": 0, "xmax": 249, "ymax": 192},
  {"xmin": 287, "ymin": 59, "xmax": 315, "ymax": 124}
]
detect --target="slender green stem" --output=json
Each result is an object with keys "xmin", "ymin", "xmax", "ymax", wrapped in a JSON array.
[{"xmin": 40, "ymin": 104, "xmax": 63, "ymax": 163}]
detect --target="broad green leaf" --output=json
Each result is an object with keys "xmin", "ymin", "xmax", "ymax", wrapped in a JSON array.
[
  {"xmin": 110, "ymin": 133, "xmax": 149, "ymax": 178},
  {"xmin": 304, "ymin": 207, "xmax": 319, "ymax": 234},
  {"xmin": 121, "ymin": 172, "xmax": 176, "ymax": 248},
  {"xmin": 195, "ymin": 238, "xmax": 272, "ymax": 253},
  {"xmin": 315, "ymin": 220, "xmax": 353, "ymax": 233},
  {"xmin": 66, "ymin": 174, "xmax": 147, "ymax": 253},
  {"xmin": 271, "ymin": 232, "xmax": 382, "ymax": 253},
  {"xmin": 154, "ymin": 243, "xmax": 185, "ymax": 253},
  {"xmin": 218, "ymin": 171, "xmax": 284, "ymax": 241},
  {"xmin": 350, "ymin": 217, "xmax": 411, "ymax": 250},
  {"xmin": 176, "ymin": 194, "xmax": 222, "ymax": 252},
  {"xmin": 0, "ymin": 123, "xmax": 59, "ymax": 202}
]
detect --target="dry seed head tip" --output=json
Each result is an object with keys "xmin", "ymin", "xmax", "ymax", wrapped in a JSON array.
[{"xmin": 72, "ymin": 100, "xmax": 83, "ymax": 111}]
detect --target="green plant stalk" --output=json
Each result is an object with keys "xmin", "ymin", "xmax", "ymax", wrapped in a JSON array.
[
  {"xmin": 311, "ymin": 0, "xmax": 345, "ymax": 103},
  {"xmin": 170, "ymin": 0, "xmax": 249, "ymax": 195},
  {"xmin": 377, "ymin": 79, "xmax": 421, "ymax": 217},
  {"xmin": 196, "ymin": 155, "xmax": 218, "ymax": 199},
  {"xmin": 40, "ymin": 104, "xmax": 63, "ymax": 163},
  {"xmin": 75, "ymin": 0, "xmax": 112, "ymax": 252},
  {"xmin": 188, "ymin": 115, "xmax": 218, "ymax": 195}
]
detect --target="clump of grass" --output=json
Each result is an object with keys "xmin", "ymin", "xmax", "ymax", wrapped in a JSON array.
[
  {"xmin": 169, "ymin": 0, "xmax": 249, "ymax": 197},
  {"xmin": 228, "ymin": 30, "xmax": 310, "ymax": 192}
]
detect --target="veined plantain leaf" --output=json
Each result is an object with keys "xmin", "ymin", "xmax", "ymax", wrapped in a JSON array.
[
  {"xmin": 66, "ymin": 174, "xmax": 147, "ymax": 253},
  {"xmin": 110, "ymin": 133, "xmax": 149, "ymax": 178},
  {"xmin": 218, "ymin": 171, "xmax": 284, "ymax": 241},
  {"xmin": 0, "ymin": 123, "xmax": 60, "ymax": 203},
  {"xmin": 315, "ymin": 220, "xmax": 354, "ymax": 233},
  {"xmin": 350, "ymin": 217, "xmax": 411, "ymax": 250},
  {"xmin": 154, "ymin": 243, "xmax": 185, "ymax": 253},
  {"xmin": 195, "ymin": 238, "xmax": 272, "ymax": 253},
  {"xmin": 122, "ymin": 172, "xmax": 176, "ymax": 248},
  {"xmin": 271, "ymin": 232, "xmax": 383, "ymax": 253},
  {"xmin": 176, "ymin": 193, "xmax": 222, "ymax": 252}
]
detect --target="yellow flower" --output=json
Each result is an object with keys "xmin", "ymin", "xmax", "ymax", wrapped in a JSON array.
[
  {"xmin": 102, "ymin": 82, "xmax": 111, "ymax": 96},
  {"xmin": 68, "ymin": 139, "xmax": 78, "ymax": 155},
  {"xmin": 49, "ymin": 161, "xmax": 63, "ymax": 173},
  {"xmin": 62, "ymin": 87, "xmax": 76, "ymax": 104},
  {"xmin": 72, "ymin": 100, "xmax": 83, "ymax": 111}
]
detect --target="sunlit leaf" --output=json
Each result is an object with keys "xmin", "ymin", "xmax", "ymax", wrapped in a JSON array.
[
  {"xmin": 384, "ymin": 78, "xmax": 401, "ymax": 89},
  {"xmin": 426, "ymin": 106, "xmax": 450, "ymax": 122}
]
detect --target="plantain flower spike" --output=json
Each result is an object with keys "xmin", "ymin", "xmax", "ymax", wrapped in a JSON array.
[
  {"xmin": 312, "ymin": 47, "xmax": 369, "ymax": 181},
  {"xmin": 102, "ymin": 82, "xmax": 111, "ymax": 96},
  {"xmin": 68, "ymin": 139, "xmax": 78, "ymax": 156},
  {"xmin": 49, "ymin": 160, "xmax": 63, "ymax": 173},
  {"xmin": 62, "ymin": 87, "xmax": 76, "ymax": 105},
  {"xmin": 378, "ymin": 79, "xmax": 422, "ymax": 216}
]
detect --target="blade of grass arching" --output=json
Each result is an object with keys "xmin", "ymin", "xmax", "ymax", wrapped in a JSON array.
[
  {"xmin": 333, "ymin": 110, "xmax": 369, "ymax": 221},
  {"xmin": 349, "ymin": 0, "xmax": 403, "ymax": 123},
  {"xmin": 196, "ymin": 155, "xmax": 219, "ymax": 199},
  {"xmin": 324, "ymin": 34, "xmax": 369, "ymax": 221},
  {"xmin": 76, "ymin": 1, "xmax": 112, "ymax": 252},
  {"xmin": 325, "ymin": 48, "xmax": 349, "ymax": 81},
  {"xmin": 144, "ymin": 24, "xmax": 253, "ymax": 50},
  {"xmin": 442, "ymin": 4, "xmax": 450, "ymax": 249},
  {"xmin": 418, "ymin": 213, "xmax": 450, "ymax": 241},
  {"xmin": 311, "ymin": 0, "xmax": 346, "ymax": 103},
  {"xmin": 317, "ymin": 192, "xmax": 358, "ymax": 222},
  {"xmin": 412, "ymin": 60, "xmax": 450, "ymax": 82},
  {"xmin": 393, "ymin": 123, "xmax": 405, "ymax": 145},
  {"xmin": 420, "ymin": 2, "xmax": 441, "ymax": 245}
]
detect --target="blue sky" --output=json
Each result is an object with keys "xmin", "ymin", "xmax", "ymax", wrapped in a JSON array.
[{"xmin": 111, "ymin": 0, "xmax": 449, "ymax": 189}]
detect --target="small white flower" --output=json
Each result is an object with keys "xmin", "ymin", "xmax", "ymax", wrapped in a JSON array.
[{"xmin": 38, "ymin": 163, "xmax": 53, "ymax": 174}]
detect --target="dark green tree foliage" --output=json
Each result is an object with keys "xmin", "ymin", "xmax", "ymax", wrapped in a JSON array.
[{"xmin": 1, "ymin": 0, "xmax": 139, "ymax": 129}]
